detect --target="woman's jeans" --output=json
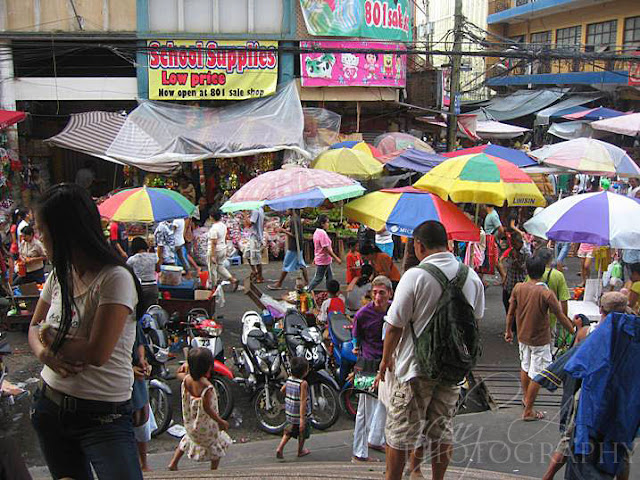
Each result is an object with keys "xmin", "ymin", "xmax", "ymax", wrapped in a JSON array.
[
  {"xmin": 555, "ymin": 242, "xmax": 571, "ymax": 265},
  {"xmin": 31, "ymin": 394, "xmax": 143, "ymax": 480},
  {"xmin": 308, "ymin": 264, "xmax": 333, "ymax": 291}
]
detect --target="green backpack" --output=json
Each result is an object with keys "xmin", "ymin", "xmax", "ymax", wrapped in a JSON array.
[{"xmin": 410, "ymin": 263, "xmax": 481, "ymax": 385}]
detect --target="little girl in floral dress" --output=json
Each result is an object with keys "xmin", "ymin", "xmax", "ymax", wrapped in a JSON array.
[{"xmin": 168, "ymin": 347, "xmax": 232, "ymax": 471}]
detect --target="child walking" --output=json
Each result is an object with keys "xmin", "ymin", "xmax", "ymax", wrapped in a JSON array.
[
  {"xmin": 168, "ymin": 348, "xmax": 232, "ymax": 471},
  {"xmin": 276, "ymin": 357, "xmax": 312, "ymax": 459}
]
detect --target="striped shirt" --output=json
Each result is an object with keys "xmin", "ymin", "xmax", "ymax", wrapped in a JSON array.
[{"xmin": 284, "ymin": 377, "xmax": 311, "ymax": 425}]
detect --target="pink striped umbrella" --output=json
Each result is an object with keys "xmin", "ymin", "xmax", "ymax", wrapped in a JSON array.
[{"xmin": 222, "ymin": 166, "xmax": 364, "ymax": 212}]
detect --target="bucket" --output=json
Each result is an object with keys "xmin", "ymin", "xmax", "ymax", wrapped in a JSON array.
[{"xmin": 199, "ymin": 270, "xmax": 209, "ymax": 287}]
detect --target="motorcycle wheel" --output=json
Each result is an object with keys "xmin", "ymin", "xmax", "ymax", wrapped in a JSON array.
[
  {"xmin": 253, "ymin": 385, "xmax": 286, "ymax": 435},
  {"xmin": 211, "ymin": 375, "xmax": 234, "ymax": 420},
  {"xmin": 340, "ymin": 387, "xmax": 359, "ymax": 421},
  {"xmin": 149, "ymin": 384, "xmax": 172, "ymax": 437},
  {"xmin": 309, "ymin": 378, "xmax": 340, "ymax": 430}
]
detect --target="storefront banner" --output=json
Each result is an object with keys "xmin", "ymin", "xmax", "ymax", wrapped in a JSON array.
[
  {"xmin": 301, "ymin": 41, "xmax": 406, "ymax": 87},
  {"xmin": 147, "ymin": 40, "xmax": 278, "ymax": 100},
  {"xmin": 300, "ymin": 0, "xmax": 412, "ymax": 41}
]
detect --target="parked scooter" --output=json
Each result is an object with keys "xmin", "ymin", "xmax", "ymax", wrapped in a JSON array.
[
  {"xmin": 282, "ymin": 309, "xmax": 340, "ymax": 430},
  {"xmin": 232, "ymin": 310, "xmax": 288, "ymax": 434},
  {"xmin": 140, "ymin": 305, "xmax": 173, "ymax": 379},
  {"xmin": 326, "ymin": 311, "xmax": 359, "ymax": 419},
  {"xmin": 183, "ymin": 308, "xmax": 234, "ymax": 419}
]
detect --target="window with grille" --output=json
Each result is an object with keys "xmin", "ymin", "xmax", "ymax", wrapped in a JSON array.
[
  {"xmin": 530, "ymin": 31, "xmax": 551, "ymax": 47},
  {"xmin": 624, "ymin": 16, "xmax": 640, "ymax": 52},
  {"xmin": 585, "ymin": 20, "xmax": 618, "ymax": 51},
  {"xmin": 148, "ymin": 0, "xmax": 284, "ymax": 33},
  {"xmin": 556, "ymin": 26, "xmax": 581, "ymax": 50}
]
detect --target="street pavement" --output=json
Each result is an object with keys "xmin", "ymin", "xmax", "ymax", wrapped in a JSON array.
[{"xmin": 19, "ymin": 257, "xmax": 640, "ymax": 478}]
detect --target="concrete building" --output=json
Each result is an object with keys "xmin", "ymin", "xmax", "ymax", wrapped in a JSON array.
[
  {"xmin": 415, "ymin": 0, "xmax": 488, "ymax": 102},
  {"xmin": 486, "ymin": 0, "xmax": 640, "ymax": 98}
]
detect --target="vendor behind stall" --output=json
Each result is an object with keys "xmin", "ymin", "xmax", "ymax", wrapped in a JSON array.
[{"xmin": 16, "ymin": 225, "xmax": 46, "ymax": 285}]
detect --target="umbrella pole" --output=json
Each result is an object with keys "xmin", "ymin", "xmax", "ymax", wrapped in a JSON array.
[
  {"xmin": 293, "ymin": 209, "xmax": 302, "ymax": 267},
  {"xmin": 474, "ymin": 203, "xmax": 480, "ymax": 226}
]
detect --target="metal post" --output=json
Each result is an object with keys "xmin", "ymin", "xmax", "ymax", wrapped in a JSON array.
[{"xmin": 446, "ymin": 0, "xmax": 464, "ymax": 152}]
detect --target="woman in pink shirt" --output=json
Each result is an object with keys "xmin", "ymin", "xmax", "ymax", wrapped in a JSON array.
[{"xmin": 307, "ymin": 215, "xmax": 342, "ymax": 291}]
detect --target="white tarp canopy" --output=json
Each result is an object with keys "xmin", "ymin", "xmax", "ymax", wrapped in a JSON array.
[
  {"xmin": 475, "ymin": 120, "xmax": 529, "ymax": 140},
  {"xmin": 47, "ymin": 82, "xmax": 306, "ymax": 173},
  {"xmin": 534, "ymin": 93, "xmax": 602, "ymax": 126}
]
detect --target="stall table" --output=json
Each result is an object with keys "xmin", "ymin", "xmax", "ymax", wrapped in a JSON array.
[{"xmin": 567, "ymin": 300, "xmax": 600, "ymax": 324}]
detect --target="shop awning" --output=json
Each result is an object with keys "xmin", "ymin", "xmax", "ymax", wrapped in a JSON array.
[
  {"xmin": 467, "ymin": 89, "xmax": 567, "ymax": 122},
  {"xmin": 475, "ymin": 120, "xmax": 529, "ymax": 140},
  {"xmin": 0, "ymin": 109, "xmax": 27, "ymax": 129},
  {"xmin": 47, "ymin": 82, "xmax": 306, "ymax": 173},
  {"xmin": 534, "ymin": 93, "xmax": 602, "ymax": 126}
]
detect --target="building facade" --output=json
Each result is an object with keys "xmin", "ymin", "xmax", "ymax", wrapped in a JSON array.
[
  {"xmin": 416, "ymin": 0, "xmax": 488, "ymax": 102},
  {"xmin": 486, "ymin": 0, "xmax": 640, "ymax": 97}
]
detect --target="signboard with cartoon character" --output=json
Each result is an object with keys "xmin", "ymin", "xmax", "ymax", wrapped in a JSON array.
[
  {"xmin": 300, "ymin": 0, "xmax": 412, "ymax": 42},
  {"xmin": 301, "ymin": 41, "xmax": 406, "ymax": 87}
]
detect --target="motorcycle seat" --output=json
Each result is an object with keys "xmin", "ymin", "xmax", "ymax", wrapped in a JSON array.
[
  {"xmin": 329, "ymin": 312, "xmax": 352, "ymax": 344},
  {"xmin": 247, "ymin": 330, "xmax": 278, "ymax": 352},
  {"xmin": 284, "ymin": 309, "xmax": 308, "ymax": 336}
]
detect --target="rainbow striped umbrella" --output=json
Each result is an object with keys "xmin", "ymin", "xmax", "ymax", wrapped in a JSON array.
[
  {"xmin": 344, "ymin": 187, "xmax": 479, "ymax": 241},
  {"xmin": 414, "ymin": 153, "xmax": 545, "ymax": 207},
  {"xmin": 98, "ymin": 187, "xmax": 196, "ymax": 222}
]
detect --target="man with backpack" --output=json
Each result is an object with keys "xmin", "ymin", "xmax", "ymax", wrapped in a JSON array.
[{"xmin": 378, "ymin": 221, "xmax": 485, "ymax": 480}]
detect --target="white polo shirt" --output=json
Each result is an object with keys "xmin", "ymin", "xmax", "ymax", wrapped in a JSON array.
[{"xmin": 386, "ymin": 251, "xmax": 485, "ymax": 383}]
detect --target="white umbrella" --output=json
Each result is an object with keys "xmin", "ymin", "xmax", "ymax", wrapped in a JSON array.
[
  {"xmin": 530, "ymin": 138, "xmax": 640, "ymax": 177},
  {"xmin": 591, "ymin": 112, "xmax": 640, "ymax": 137},
  {"xmin": 523, "ymin": 191, "xmax": 640, "ymax": 248}
]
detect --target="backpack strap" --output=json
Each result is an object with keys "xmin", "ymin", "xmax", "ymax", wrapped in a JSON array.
[{"xmin": 409, "ymin": 262, "xmax": 465, "ymax": 340}]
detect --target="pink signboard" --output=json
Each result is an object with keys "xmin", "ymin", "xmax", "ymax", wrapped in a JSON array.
[{"xmin": 300, "ymin": 40, "xmax": 406, "ymax": 87}]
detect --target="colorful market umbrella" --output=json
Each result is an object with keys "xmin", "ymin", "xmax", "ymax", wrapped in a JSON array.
[
  {"xmin": 344, "ymin": 186, "xmax": 480, "ymax": 240},
  {"xmin": 382, "ymin": 148, "xmax": 446, "ymax": 173},
  {"xmin": 221, "ymin": 167, "xmax": 364, "ymax": 212},
  {"xmin": 98, "ymin": 186, "xmax": 196, "ymax": 222},
  {"xmin": 329, "ymin": 140, "xmax": 383, "ymax": 158},
  {"xmin": 561, "ymin": 107, "xmax": 626, "ymax": 121},
  {"xmin": 414, "ymin": 153, "xmax": 546, "ymax": 207},
  {"xmin": 530, "ymin": 138, "xmax": 640, "ymax": 177},
  {"xmin": 442, "ymin": 144, "xmax": 538, "ymax": 168},
  {"xmin": 591, "ymin": 112, "xmax": 640, "ymax": 137},
  {"xmin": 374, "ymin": 132, "xmax": 435, "ymax": 155},
  {"xmin": 523, "ymin": 191, "xmax": 640, "ymax": 248},
  {"xmin": 312, "ymin": 148, "xmax": 384, "ymax": 180}
]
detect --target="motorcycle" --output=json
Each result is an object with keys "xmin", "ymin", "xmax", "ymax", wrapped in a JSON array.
[
  {"xmin": 326, "ymin": 311, "xmax": 360, "ymax": 420},
  {"xmin": 232, "ymin": 310, "xmax": 288, "ymax": 434},
  {"xmin": 282, "ymin": 309, "xmax": 340, "ymax": 431},
  {"xmin": 183, "ymin": 308, "xmax": 235, "ymax": 420},
  {"xmin": 140, "ymin": 305, "xmax": 174, "ymax": 380}
]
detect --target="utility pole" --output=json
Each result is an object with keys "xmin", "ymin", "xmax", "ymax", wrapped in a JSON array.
[{"xmin": 446, "ymin": 0, "xmax": 464, "ymax": 151}]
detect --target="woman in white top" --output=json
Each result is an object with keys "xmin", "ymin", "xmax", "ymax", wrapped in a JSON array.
[
  {"xmin": 28, "ymin": 183, "xmax": 144, "ymax": 480},
  {"xmin": 375, "ymin": 226, "xmax": 394, "ymax": 259}
]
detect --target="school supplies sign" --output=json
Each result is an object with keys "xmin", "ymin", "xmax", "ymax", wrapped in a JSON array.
[
  {"xmin": 147, "ymin": 40, "xmax": 278, "ymax": 100},
  {"xmin": 300, "ymin": 0, "xmax": 412, "ymax": 41},
  {"xmin": 301, "ymin": 41, "xmax": 406, "ymax": 87}
]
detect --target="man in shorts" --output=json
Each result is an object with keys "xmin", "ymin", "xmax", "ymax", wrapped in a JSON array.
[
  {"xmin": 505, "ymin": 256, "xmax": 576, "ymax": 421},
  {"xmin": 245, "ymin": 206, "xmax": 264, "ymax": 283},
  {"xmin": 269, "ymin": 209, "xmax": 308, "ymax": 290},
  {"xmin": 378, "ymin": 221, "xmax": 485, "ymax": 480}
]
